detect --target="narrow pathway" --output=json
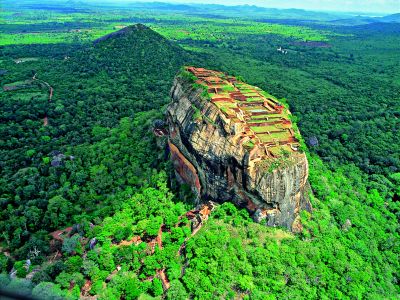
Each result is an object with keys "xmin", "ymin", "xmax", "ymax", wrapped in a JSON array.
[
  {"xmin": 32, "ymin": 73, "xmax": 53, "ymax": 126},
  {"xmin": 105, "ymin": 202, "xmax": 216, "ymax": 295}
]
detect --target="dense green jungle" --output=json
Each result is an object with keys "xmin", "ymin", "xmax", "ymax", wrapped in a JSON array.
[{"xmin": 0, "ymin": 1, "xmax": 399, "ymax": 299}]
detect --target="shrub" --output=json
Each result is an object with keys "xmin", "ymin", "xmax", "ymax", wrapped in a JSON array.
[{"xmin": 32, "ymin": 282, "xmax": 66, "ymax": 300}]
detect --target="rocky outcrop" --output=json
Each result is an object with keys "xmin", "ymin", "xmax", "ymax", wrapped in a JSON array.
[{"xmin": 167, "ymin": 67, "xmax": 312, "ymax": 230}]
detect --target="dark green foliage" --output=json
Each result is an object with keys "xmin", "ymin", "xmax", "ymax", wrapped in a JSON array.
[
  {"xmin": 31, "ymin": 282, "xmax": 67, "ymax": 300},
  {"xmin": 31, "ymin": 270, "xmax": 52, "ymax": 285},
  {"xmin": 0, "ymin": 274, "xmax": 11, "ymax": 288},
  {"xmin": 42, "ymin": 261, "xmax": 66, "ymax": 281},
  {"xmin": 0, "ymin": 4, "xmax": 399, "ymax": 300},
  {"xmin": 4, "ymin": 278, "xmax": 33, "ymax": 297},
  {"xmin": 0, "ymin": 254, "xmax": 11, "ymax": 273},
  {"xmin": 45, "ymin": 196, "xmax": 71, "ymax": 229},
  {"xmin": 62, "ymin": 235, "xmax": 81, "ymax": 255}
]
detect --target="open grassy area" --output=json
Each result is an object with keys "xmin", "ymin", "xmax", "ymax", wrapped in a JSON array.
[
  {"xmin": 251, "ymin": 125, "xmax": 283, "ymax": 133},
  {"xmin": 259, "ymin": 131, "xmax": 291, "ymax": 142},
  {"xmin": 2, "ymin": 80, "xmax": 34, "ymax": 90},
  {"xmin": 0, "ymin": 7, "xmax": 337, "ymax": 46},
  {"xmin": 8, "ymin": 91, "xmax": 47, "ymax": 102}
]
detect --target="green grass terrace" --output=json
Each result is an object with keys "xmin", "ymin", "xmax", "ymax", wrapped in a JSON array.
[{"xmin": 184, "ymin": 66, "xmax": 301, "ymax": 158}]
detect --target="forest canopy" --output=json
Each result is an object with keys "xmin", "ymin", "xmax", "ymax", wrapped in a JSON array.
[{"xmin": 0, "ymin": 3, "xmax": 399, "ymax": 299}]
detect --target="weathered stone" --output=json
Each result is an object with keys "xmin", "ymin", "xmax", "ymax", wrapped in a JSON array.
[
  {"xmin": 291, "ymin": 215, "xmax": 304, "ymax": 233},
  {"xmin": 167, "ymin": 70, "xmax": 312, "ymax": 230},
  {"xmin": 342, "ymin": 219, "xmax": 352, "ymax": 231}
]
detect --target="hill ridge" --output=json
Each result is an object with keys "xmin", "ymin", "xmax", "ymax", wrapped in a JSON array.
[{"xmin": 93, "ymin": 23, "xmax": 153, "ymax": 44}]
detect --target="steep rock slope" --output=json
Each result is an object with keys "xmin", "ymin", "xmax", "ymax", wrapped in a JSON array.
[{"xmin": 167, "ymin": 67, "xmax": 312, "ymax": 230}]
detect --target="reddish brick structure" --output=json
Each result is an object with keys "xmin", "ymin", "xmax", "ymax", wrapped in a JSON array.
[{"xmin": 183, "ymin": 67, "xmax": 301, "ymax": 158}]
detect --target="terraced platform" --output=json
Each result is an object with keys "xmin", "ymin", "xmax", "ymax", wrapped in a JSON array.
[{"xmin": 186, "ymin": 66, "xmax": 300, "ymax": 159}]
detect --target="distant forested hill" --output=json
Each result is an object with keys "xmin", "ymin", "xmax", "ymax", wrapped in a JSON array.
[{"xmin": 0, "ymin": 24, "xmax": 197, "ymax": 253}]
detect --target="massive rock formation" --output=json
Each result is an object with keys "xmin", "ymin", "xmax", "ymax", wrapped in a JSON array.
[{"xmin": 167, "ymin": 67, "xmax": 312, "ymax": 230}]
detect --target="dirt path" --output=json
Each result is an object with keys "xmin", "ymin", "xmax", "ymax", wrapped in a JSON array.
[
  {"xmin": 156, "ymin": 226, "xmax": 163, "ymax": 250},
  {"xmin": 32, "ymin": 73, "xmax": 53, "ymax": 126},
  {"xmin": 106, "ymin": 202, "xmax": 215, "ymax": 294},
  {"xmin": 158, "ymin": 269, "xmax": 170, "ymax": 290}
]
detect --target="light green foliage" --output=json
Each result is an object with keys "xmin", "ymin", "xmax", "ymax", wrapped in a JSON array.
[
  {"xmin": 180, "ymin": 69, "xmax": 198, "ymax": 82},
  {"xmin": 151, "ymin": 278, "xmax": 164, "ymax": 297},
  {"xmin": 191, "ymin": 105, "xmax": 202, "ymax": 121},
  {"xmin": 14, "ymin": 261, "xmax": 28, "ymax": 278},
  {"xmin": 152, "ymin": 18, "xmax": 331, "ymax": 42},
  {"xmin": 146, "ymin": 216, "xmax": 163, "ymax": 237},
  {"xmin": 98, "ymin": 287, "xmax": 121, "ymax": 300},
  {"xmin": 124, "ymin": 276, "xmax": 143, "ymax": 299},
  {"xmin": 65, "ymin": 256, "xmax": 83, "ymax": 273},
  {"xmin": 181, "ymin": 157, "xmax": 400, "ymax": 298},
  {"xmin": 26, "ymin": 149, "xmax": 35, "ymax": 157},
  {"xmin": 0, "ymin": 8, "xmax": 333, "ymax": 46},
  {"xmin": 191, "ymin": 82, "xmax": 210, "ymax": 100},
  {"xmin": 166, "ymin": 280, "xmax": 188, "ymax": 300},
  {"xmin": 55, "ymin": 271, "xmax": 85, "ymax": 289},
  {"xmin": 222, "ymin": 85, "xmax": 235, "ymax": 92}
]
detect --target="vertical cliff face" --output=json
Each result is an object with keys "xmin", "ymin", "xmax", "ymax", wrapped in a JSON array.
[{"xmin": 167, "ymin": 67, "xmax": 312, "ymax": 231}]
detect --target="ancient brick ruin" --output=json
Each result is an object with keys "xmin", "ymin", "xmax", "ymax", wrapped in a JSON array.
[{"xmin": 186, "ymin": 66, "xmax": 301, "ymax": 161}]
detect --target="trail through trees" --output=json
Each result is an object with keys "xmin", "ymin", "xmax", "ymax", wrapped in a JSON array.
[{"xmin": 33, "ymin": 73, "xmax": 53, "ymax": 126}]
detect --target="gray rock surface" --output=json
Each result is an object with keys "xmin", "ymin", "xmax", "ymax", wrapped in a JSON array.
[{"xmin": 167, "ymin": 76, "xmax": 312, "ymax": 230}]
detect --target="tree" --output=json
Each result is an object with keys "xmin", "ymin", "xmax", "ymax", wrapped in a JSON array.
[
  {"xmin": 62, "ymin": 235, "xmax": 81, "ymax": 255},
  {"xmin": 65, "ymin": 256, "xmax": 83, "ymax": 273},
  {"xmin": 0, "ymin": 253, "xmax": 11, "ymax": 272},
  {"xmin": 146, "ymin": 216, "xmax": 163, "ymax": 237},
  {"xmin": 14, "ymin": 261, "xmax": 28, "ymax": 278},
  {"xmin": 45, "ymin": 195, "xmax": 71, "ymax": 229},
  {"xmin": 5, "ymin": 278, "xmax": 33, "ymax": 297},
  {"xmin": 151, "ymin": 278, "xmax": 163, "ymax": 297},
  {"xmin": 32, "ymin": 282, "xmax": 66, "ymax": 300},
  {"xmin": 166, "ymin": 280, "xmax": 188, "ymax": 300},
  {"xmin": 124, "ymin": 277, "xmax": 142, "ymax": 300},
  {"xmin": 55, "ymin": 271, "xmax": 84, "ymax": 289}
]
